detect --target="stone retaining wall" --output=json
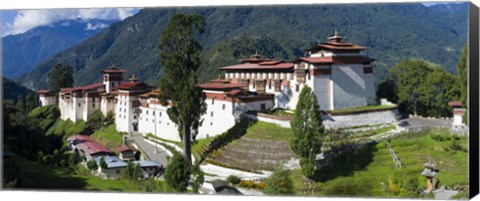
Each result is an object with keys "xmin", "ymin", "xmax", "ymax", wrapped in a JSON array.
[
  {"xmin": 249, "ymin": 108, "xmax": 401, "ymax": 129},
  {"xmin": 323, "ymin": 108, "xmax": 401, "ymax": 129}
]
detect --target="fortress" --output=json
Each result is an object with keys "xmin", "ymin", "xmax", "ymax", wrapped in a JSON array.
[{"xmin": 38, "ymin": 32, "xmax": 378, "ymax": 141}]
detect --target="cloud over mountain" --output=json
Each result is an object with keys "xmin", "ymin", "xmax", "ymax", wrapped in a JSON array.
[{"xmin": 3, "ymin": 8, "xmax": 138, "ymax": 36}]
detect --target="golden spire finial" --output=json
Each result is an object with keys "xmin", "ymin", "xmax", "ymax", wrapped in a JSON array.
[
  {"xmin": 110, "ymin": 64, "xmax": 116, "ymax": 70},
  {"xmin": 129, "ymin": 74, "xmax": 138, "ymax": 82},
  {"xmin": 328, "ymin": 29, "xmax": 343, "ymax": 42}
]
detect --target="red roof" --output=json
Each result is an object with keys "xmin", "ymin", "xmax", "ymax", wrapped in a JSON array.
[
  {"xmin": 68, "ymin": 135, "xmax": 112, "ymax": 156},
  {"xmin": 297, "ymin": 57, "xmax": 334, "ymax": 64},
  {"xmin": 115, "ymin": 145, "xmax": 137, "ymax": 153},
  {"xmin": 101, "ymin": 69, "xmax": 127, "ymax": 73},
  {"xmin": 197, "ymin": 83, "xmax": 243, "ymax": 90},
  {"xmin": 76, "ymin": 141, "xmax": 113, "ymax": 156},
  {"xmin": 242, "ymin": 58, "xmax": 273, "ymax": 63},
  {"xmin": 67, "ymin": 135, "xmax": 93, "ymax": 142},
  {"xmin": 37, "ymin": 90, "xmax": 51, "ymax": 94},
  {"xmin": 61, "ymin": 82, "xmax": 104, "ymax": 93},
  {"xmin": 258, "ymin": 60, "xmax": 282, "ymax": 65},
  {"xmin": 116, "ymin": 82, "xmax": 147, "ymax": 90},
  {"xmin": 448, "ymin": 101, "xmax": 463, "ymax": 107},
  {"xmin": 307, "ymin": 41, "xmax": 367, "ymax": 53},
  {"xmin": 210, "ymin": 79, "xmax": 232, "ymax": 83},
  {"xmin": 219, "ymin": 62, "xmax": 294, "ymax": 70}
]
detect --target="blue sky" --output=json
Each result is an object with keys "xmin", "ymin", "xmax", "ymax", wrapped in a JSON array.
[{"xmin": 1, "ymin": 8, "xmax": 139, "ymax": 36}]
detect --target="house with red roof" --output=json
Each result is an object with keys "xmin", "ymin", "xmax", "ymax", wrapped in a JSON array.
[
  {"xmin": 67, "ymin": 135, "xmax": 113, "ymax": 161},
  {"xmin": 220, "ymin": 31, "xmax": 376, "ymax": 110}
]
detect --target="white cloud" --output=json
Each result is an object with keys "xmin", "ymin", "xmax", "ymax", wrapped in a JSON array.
[
  {"xmin": 85, "ymin": 22, "xmax": 109, "ymax": 30},
  {"xmin": 3, "ymin": 8, "xmax": 138, "ymax": 36}
]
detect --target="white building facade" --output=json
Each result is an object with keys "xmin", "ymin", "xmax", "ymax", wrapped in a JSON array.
[{"xmin": 219, "ymin": 31, "xmax": 376, "ymax": 111}]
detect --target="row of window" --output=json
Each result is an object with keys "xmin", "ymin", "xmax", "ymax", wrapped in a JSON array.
[
  {"xmin": 139, "ymin": 117, "xmax": 170, "ymax": 126},
  {"xmin": 227, "ymin": 72, "xmax": 294, "ymax": 80},
  {"xmin": 140, "ymin": 109, "xmax": 163, "ymax": 117}
]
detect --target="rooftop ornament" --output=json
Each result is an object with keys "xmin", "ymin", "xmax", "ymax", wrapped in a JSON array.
[
  {"xmin": 129, "ymin": 74, "xmax": 139, "ymax": 82},
  {"xmin": 328, "ymin": 30, "xmax": 344, "ymax": 43}
]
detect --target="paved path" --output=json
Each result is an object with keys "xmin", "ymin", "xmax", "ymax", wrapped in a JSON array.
[
  {"xmin": 128, "ymin": 133, "xmax": 169, "ymax": 167},
  {"xmin": 403, "ymin": 117, "xmax": 451, "ymax": 128}
]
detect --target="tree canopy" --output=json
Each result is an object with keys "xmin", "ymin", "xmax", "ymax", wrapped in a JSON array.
[
  {"xmin": 158, "ymin": 14, "xmax": 207, "ymax": 166},
  {"xmin": 379, "ymin": 60, "xmax": 460, "ymax": 117},
  {"xmin": 264, "ymin": 167, "xmax": 294, "ymax": 195},
  {"xmin": 48, "ymin": 63, "xmax": 74, "ymax": 93}
]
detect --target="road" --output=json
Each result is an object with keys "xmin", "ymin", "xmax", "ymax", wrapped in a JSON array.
[
  {"xmin": 401, "ymin": 116, "xmax": 451, "ymax": 128},
  {"xmin": 127, "ymin": 132, "xmax": 169, "ymax": 167}
]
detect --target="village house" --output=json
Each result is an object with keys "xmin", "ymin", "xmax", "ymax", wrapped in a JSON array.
[
  {"xmin": 115, "ymin": 144, "xmax": 138, "ymax": 161},
  {"xmin": 38, "ymin": 31, "xmax": 377, "ymax": 142},
  {"xmin": 94, "ymin": 155, "xmax": 128, "ymax": 179},
  {"xmin": 67, "ymin": 135, "xmax": 113, "ymax": 161}
]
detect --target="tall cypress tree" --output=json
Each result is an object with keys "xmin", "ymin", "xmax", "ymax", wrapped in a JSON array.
[
  {"xmin": 48, "ymin": 63, "xmax": 74, "ymax": 94},
  {"xmin": 158, "ymin": 14, "xmax": 207, "ymax": 166},
  {"xmin": 290, "ymin": 86, "xmax": 324, "ymax": 157},
  {"xmin": 290, "ymin": 86, "xmax": 324, "ymax": 178},
  {"xmin": 456, "ymin": 44, "xmax": 468, "ymax": 107}
]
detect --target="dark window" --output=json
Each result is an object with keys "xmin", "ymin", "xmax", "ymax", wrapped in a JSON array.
[
  {"xmin": 222, "ymin": 104, "xmax": 226, "ymax": 110},
  {"xmin": 212, "ymin": 98, "xmax": 215, "ymax": 105},
  {"xmin": 134, "ymin": 115, "xmax": 137, "ymax": 119},
  {"xmin": 93, "ymin": 103, "xmax": 96, "ymax": 108},
  {"xmin": 210, "ymin": 122, "xmax": 213, "ymax": 126},
  {"xmin": 295, "ymin": 84, "xmax": 299, "ymax": 92},
  {"xmin": 261, "ymin": 103, "xmax": 266, "ymax": 111},
  {"xmin": 274, "ymin": 80, "xmax": 281, "ymax": 92},
  {"xmin": 211, "ymin": 111, "xmax": 214, "ymax": 117},
  {"xmin": 116, "ymin": 169, "xmax": 120, "ymax": 174},
  {"xmin": 78, "ymin": 103, "xmax": 81, "ymax": 107},
  {"xmin": 146, "ymin": 110, "xmax": 149, "ymax": 115},
  {"xmin": 153, "ymin": 111, "xmax": 155, "ymax": 116}
]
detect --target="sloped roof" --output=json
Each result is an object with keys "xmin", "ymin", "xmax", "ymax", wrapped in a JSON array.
[
  {"xmin": 94, "ymin": 155, "xmax": 127, "ymax": 169},
  {"xmin": 115, "ymin": 145, "xmax": 137, "ymax": 153},
  {"xmin": 219, "ymin": 61, "xmax": 294, "ymax": 70},
  {"xmin": 61, "ymin": 82, "xmax": 104, "ymax": 93}
]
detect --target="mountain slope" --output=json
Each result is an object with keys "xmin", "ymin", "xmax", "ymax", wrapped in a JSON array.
[
  {"xmin": 2, "ymin": 19, "xmax": 117, "ymax": 79},
  {"xmin": 3, "ymin": 77, "xmax": 34, "ymax": 102},
  {"xmin": 17, "ymin": 4, "xmax": 468, "ymax": 90}
]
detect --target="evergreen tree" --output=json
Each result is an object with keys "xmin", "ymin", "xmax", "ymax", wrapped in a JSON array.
[
  {"xmin": 99, "ymin": 157, "xmax": 108, "ymax": 169},
  {"xmin": 15, "ymin": 98, "xmax": 25, "ymax": 113},
  {"xmin": 158, "ymin": 14, "xmax": 207, "ymax": 166},
  {"xmin": 48, "ymin": 63, "xmax": 74, "ymax": 94},
  {"xmin": 289, "ymin": 87, "xmax": 324, "ymax": 156},
  {"xmin": 25, "ymin": 93, "xmax": 37, "ymax": 112},
  {"xmin": 456, "ymin": 45, "xmax": 468, "ymax": 106},
  {"xmin": 164, "ymin": 152, "xmax": 191, "ymax": 192},
  {"xmin": 290, "ymin": 86, "xmax": 324, "ymax": 178}
]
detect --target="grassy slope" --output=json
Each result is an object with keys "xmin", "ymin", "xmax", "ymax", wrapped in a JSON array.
[
  {"xmin": 242, "ymin": 121, "xmax": 294, "ymax": 141},
  {"xmin": 11, "ymin": 156, "xmax": 170, "ymax": 192},
  {"xmin": 290, "ymin": 132, "xmax": 468, "ymax": 198},
  {"xmin": 90, "ymin": 124, "xmax": 124, "ymax": 149}
]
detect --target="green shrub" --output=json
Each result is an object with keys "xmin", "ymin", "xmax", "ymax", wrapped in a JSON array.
[
  {"xmin": 87, "ymin": 160, "xmax": 98, "ymax": 170},
  {"xmin": 164, "ymin": 153, "xmax": 191, "ymax": 192},
  {"xmin": 264, "ymin": 167, "xmax": 293, "ymax": 195},
  {"xmin": 226, "ymin": 175, "xmax": 241, "ymax": 184}
]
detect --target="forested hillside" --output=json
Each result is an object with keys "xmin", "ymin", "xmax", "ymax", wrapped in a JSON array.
[{"xmin": 17, "ymin": 3, "xmax": 468, "ymax": 90}]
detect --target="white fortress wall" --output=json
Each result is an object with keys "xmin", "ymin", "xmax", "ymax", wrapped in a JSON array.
[
  {"xmin": 198, "ymin": 99, "xmax": 236, "ymax": 139},
  {"xmin": 138, "ymin": 103, "xmax": 180, "ymax": 142},
  {"xmin": 331, "ymin": 64, "xmax": 368, "ymax": 110},
  {"xmin": 311, "ymin": 65, "xmax": 332, "ymax": 111}
]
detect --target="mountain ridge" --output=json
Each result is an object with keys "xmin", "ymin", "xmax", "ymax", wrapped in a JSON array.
[
  {"xmin": 2, "ymin": 19, "xmax": 118, "ymax": 79},
  {"xmin": 16, "ymin": 4, "xmax": 468, "ymax": 90}
]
